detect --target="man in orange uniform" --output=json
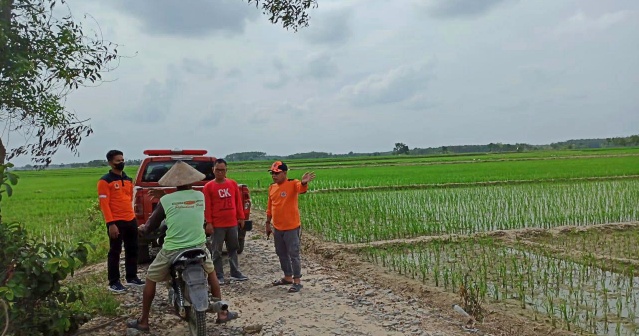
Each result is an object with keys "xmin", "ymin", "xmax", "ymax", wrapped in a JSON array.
[
  {"xmin": 265, "ymin": 161, "xmax": 315, "ymax": 293},
  {"xmin": 97, "ymin": 150, "xmax": 145, "ymax": 293},
  {"xmin": 203, "ymin": 158, "xmax": 248, "ymax": 284}
]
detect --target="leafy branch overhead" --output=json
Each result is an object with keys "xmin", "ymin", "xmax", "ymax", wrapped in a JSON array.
[
  {"xmin": 0, "ymin": 0, "xmax": 119, "ymax": 166},
  {"xmin": 248, "ymin": 0, "xmax": 317, "ymax": 31}
]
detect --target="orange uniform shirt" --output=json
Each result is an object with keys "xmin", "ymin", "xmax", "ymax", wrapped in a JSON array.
[
  {"xmin": 97, "ymin": 171, "xmax": 135, "ymax": 224},
  {"xmin": 266, "ymin": 179, "xmax": 308, "ymax": 231}
]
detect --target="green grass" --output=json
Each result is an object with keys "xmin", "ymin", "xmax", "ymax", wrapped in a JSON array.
[{"xmin": 70, "ymin": 270, "xmax": 121, "ymax": 316}]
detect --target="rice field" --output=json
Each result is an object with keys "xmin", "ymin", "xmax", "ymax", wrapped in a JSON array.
[
  {"xmin": 251, "ymin": 180, "xmax": 639, "ymax": 243},
  {"xmin": 4, "ymin": 147, "xmax": 639, "ymax": 334},
  {"xmin": 234, "ymin": 155, "xmax": 639, "ymax": 191},
  {"xmin": 360, "ymin": 237, "xmax": 639, "ymax": 335}
]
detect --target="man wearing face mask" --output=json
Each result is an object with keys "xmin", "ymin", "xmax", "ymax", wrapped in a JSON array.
[{"xmin": 98, "ymin": 150, "xmax": 145, "ymax": 293}]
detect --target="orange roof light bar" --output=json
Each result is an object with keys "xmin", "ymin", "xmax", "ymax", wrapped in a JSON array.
[{"xmin": 143, "ymin": 149, "xmax": 208, "ymax": 156}]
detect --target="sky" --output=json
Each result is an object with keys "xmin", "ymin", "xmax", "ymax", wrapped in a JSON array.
[{"xmin": 6, "ymin": 0, "xmax": 639, "ymax": 165}]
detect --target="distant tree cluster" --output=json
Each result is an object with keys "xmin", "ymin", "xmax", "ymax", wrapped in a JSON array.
[
  {"xmin": 224, "ymin": 151, "xmax": 268, "ymax": 162},
  {"xmin": 605, "ymin": 135, "xmax": 639, "ymax": 147}
]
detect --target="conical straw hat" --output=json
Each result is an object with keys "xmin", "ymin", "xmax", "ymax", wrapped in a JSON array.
[{"xmin": 158, "ymin": 161, "xmax": 205, "ymax": 187}]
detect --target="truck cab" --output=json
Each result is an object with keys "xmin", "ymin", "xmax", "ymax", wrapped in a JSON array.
[{"xmin": 133, "ymin": 149, "xmax": 251, "ymax": 263}]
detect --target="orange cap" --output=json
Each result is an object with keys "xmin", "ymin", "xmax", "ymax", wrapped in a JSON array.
[{"xmin": 268, "ymin": 161, "xmax": 288, "ymax": 173}]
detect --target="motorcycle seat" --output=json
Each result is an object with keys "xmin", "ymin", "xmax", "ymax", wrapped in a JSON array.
[{"xmin": 170, "ymin": 248, "xmax": 207, "ymax": 266}]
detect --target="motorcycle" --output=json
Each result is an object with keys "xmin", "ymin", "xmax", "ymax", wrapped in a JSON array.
[{"xmin": 167, "ymin": 247, "xmax": 228, "ymax": 336}]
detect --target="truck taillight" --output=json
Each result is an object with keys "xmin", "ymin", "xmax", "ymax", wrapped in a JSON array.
[{"xmin": 240, "ymin": 184, "xmax": 251, "ymax": 218}]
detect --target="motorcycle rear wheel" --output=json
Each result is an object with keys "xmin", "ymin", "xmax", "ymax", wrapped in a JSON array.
[{"xmin": 188, "ymin": 305, "xmax": 206, "ymax": 336}]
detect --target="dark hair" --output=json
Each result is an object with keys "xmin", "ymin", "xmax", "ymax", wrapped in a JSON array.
[
  {"xmin": 106, "ymin": 150, "xmax": 123, "ymax": 162},
  {"xmin": 214, "ymin": 158, "xmax": 227, "ymax": 166}
]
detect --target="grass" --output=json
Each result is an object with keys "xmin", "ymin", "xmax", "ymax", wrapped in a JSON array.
[{"xmin": 70, "ymin": 270, "xmax": 121, "ymax": 317}]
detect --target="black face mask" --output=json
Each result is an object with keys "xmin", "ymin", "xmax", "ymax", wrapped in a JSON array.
[{"xmin": 114, "ymin": 162, "xmax": 125, "ymax": 171}]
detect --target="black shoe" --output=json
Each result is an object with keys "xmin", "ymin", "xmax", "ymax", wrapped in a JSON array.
[
  {"xmin": 230, "ymin": 274, "xmax": 249, "ymax": 281},
  {"xmin": 126, "ymin": 278, "xmax": 146, "ymax": 287},
  {"xmin": 108, "ymin": 282, "xmax": 127, "ymax": 293}
]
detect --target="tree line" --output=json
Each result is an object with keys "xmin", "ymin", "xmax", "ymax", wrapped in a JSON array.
[{"xmin": 222, "ymin": 134, "xmax": 639, "ymax": 161}]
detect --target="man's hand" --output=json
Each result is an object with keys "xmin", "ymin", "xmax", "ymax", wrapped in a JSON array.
[
  {"xmin": 108, "ymin": 224, "xmax": 119, "ymax": 239},
  {"xmin": 238, "ymin": 219, "xmax": 245, "ymax": 229},
  {"xmin": 149, "ymin": 189, "xmax": 165, "ymax": 200},
  {"xmin": 301, "ymin": 171, "xmax": 316, "ymax": 185},
  {"xmin": 205, "ymin": 223, "xmax": 214, "ymax": 235},
  {"xmin": 138, "ymin": 224, "xmax": 147, "ymax": 237},
  {"xmin": 265, "ymin": 221, "xmax": 272, "ymax": 239}
]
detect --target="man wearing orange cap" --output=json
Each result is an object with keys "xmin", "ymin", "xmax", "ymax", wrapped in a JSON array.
[{"xmin": 265, "ymin": 161, "xmax": 316, "ymax": 293}]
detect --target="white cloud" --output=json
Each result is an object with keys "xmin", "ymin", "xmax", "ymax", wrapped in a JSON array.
[
  {"xmin": 300, "ymin": 7, "xmax": 353, "ymax": 45},
  {"xmin": 553, "ymin": 10, "xmax": 635, "ymax": 36},
  {"xmin": 340, "ymin": 62, "xmax": 434, "ymax": 106},
  {"xmin": 418, "ymin": 0, "xmax": 516, "ymax": 18}
]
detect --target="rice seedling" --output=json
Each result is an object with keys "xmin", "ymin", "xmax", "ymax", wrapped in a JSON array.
[
  {"xmin": 252, "ymin": 180, "xmax": 639, "ymax": 243},
  {"xmin": 361, "ymin": 238, "xmax": 639, "ymax": 335}
]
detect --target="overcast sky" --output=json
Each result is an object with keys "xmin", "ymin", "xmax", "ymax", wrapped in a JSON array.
[{"xmin": 8, "ymin": 0, "xmax": 639, "ymax": 165}]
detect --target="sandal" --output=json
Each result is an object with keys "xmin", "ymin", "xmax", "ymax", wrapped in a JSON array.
[
  {"xmin": 288, "ymin": 283, "xmax": 303, "ymax": 293},
  {"xmin": 272, "ymin": 278, "xmax": 293, "ymax": 286},
  {"xmin": 215, "ymin": 311, "xmax": 239, "ymax": 324},
  {"xmin": 126, "ymin": 318, "xmax": 150, "ymax": 332}
]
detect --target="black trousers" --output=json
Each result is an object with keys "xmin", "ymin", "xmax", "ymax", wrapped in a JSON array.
[{"xmin": 107, "ymin": 219, "xmax": 139, "ymax": 285}]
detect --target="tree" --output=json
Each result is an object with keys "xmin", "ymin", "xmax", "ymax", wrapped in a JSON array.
[
  {"xmin": 1, "ymin": 0, "xmax": 120, "ymax": 167},
  {"xmin": 393, "ymin": 142, "xmax": 409, "ymax": 155},
  {"xmin": 249, "ymin": 0, "xmax": 318, "ymax": 31}
]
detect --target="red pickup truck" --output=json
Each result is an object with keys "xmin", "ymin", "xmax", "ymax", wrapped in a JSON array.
[{"xmin": 133, "ymin": 149, "xmax": 252, "ymax": 263}]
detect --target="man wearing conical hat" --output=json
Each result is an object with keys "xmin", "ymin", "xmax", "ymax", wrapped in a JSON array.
[{"xmin": 126, "ymin": 161, "xmax": 238, "ymax": 332}]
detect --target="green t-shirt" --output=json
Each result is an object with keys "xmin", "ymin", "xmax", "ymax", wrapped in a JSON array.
[{"xmin": 160, "ymin": 190, "xmax": 206, "ymax": 251}]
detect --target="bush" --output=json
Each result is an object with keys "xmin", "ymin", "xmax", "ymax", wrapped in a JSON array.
[
  {"xmin": 0, "ymin": 222, "xmax": 93, "ymax": 335},
  {"xmin": 84, "ymin": 200, "xmax": 110, "ymax": 264},
  {"xmin": 0, "ymin": 163, "xmax": 94, "ymax": 335}
]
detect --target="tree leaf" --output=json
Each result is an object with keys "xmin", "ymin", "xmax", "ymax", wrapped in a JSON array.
[
  {"xmin": 4, "ymin": 184, "xmax": 13, "ymax": 197},
  {"xmin": 8, "ymin": 173, "xmax": 18, "ymax": 185}
]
